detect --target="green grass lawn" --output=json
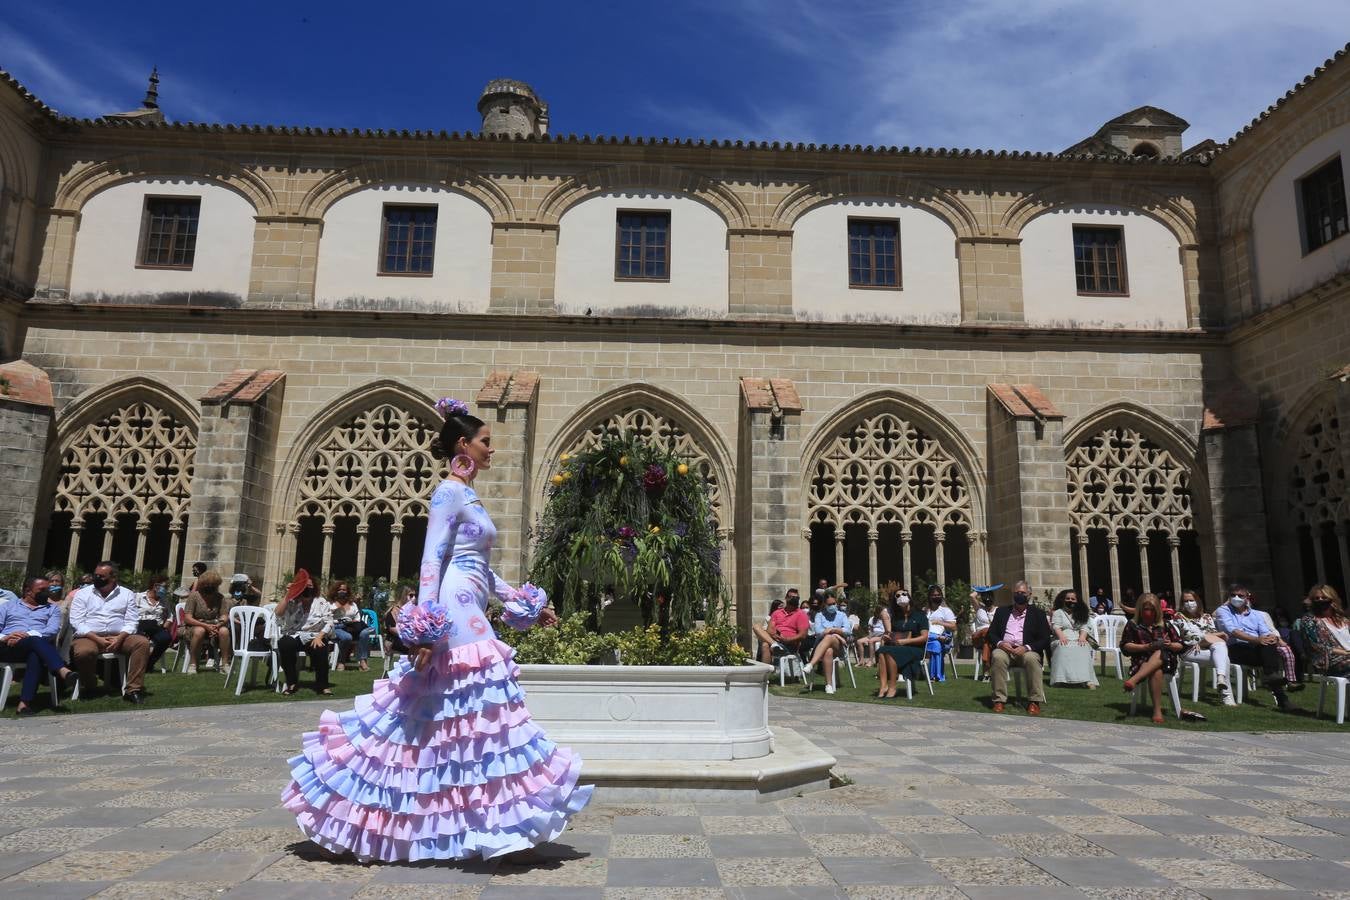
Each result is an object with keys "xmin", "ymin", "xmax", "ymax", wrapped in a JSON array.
[
  {"xmin": 2, "ymin": 660, "xmax": 380, "ymax": 719},
  {"xmin": 770, "ymin": 659, "xmax": 1350, "ymax": 733}
]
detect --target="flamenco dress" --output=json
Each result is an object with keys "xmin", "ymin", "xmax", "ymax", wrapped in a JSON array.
[{"xmin": 281, "ymin": 478, "xmax": 593, "ymax": 861}]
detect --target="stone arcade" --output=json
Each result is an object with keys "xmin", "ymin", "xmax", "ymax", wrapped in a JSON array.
[{"xmin": 0, "ymin": 49, "xmax": 1348, "ymax": 640}]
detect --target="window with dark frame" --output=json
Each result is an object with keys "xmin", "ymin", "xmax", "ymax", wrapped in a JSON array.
[
  {"xmin": 1299, "ymin": 155, "xmax": 1348, "ymax": 254},
  {"xmin": 138, "ymin": 197, "xmax": 201, "ymax": 269},
  {"xmin": 1072, "ymin": 225, "xmax": 1128, "ymax": 295},
  {"xmin": 615, "ymin": 211, "xmax": 670, "ymax": 281},
  {"xmin": 847, "ymin": 218, "xmax": 900, "ymax": 288},
  {"xmin": 380, "ymin": 205, "xmax": 438, "ymax": 275}
]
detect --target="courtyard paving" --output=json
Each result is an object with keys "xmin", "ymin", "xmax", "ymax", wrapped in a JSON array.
[{"xmin": 0, "ymin": 694, "xmax": 1347, "ymax": 899}]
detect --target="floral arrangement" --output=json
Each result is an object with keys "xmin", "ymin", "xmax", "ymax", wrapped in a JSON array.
[
  {"xmin": 395, "ymin": 598, "xmax": 455, "ymax": 645},
  {"xmin": 528, "ymin": 433, "xmax": 726, "ymax": 632},
  {"xmin": 501, "ymin": 582, "xmax": 549, "ymax": 630}
]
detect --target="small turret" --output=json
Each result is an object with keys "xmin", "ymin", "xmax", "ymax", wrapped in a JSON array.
[
  {"xmin": 103, "ymin": 67, "xmax": 166, "ymax": 124},
  {"xmin": 477, "ymin": 79, "xmax": 548, "ymax": 138}
]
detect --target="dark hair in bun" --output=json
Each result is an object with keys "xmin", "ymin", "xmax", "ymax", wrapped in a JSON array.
[{"xmin": 432, "ymin": 413, "xmax": 485, "ymax": 460}]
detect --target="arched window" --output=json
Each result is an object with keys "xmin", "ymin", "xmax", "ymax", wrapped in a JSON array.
[
  {"xmin": 1131, "ymin": 142, "xmax": 1160, "ymax": 158},
  {"xmin": 806, "ymin": 411, "xmax": 973, "ymax": 590},
  {"xmin": 45, "ymin": 399, "xmax": 196, "ymax": 574},
  {"xmin": 1067, "ymin": 424, "xmax": 1201, "ymax": 602},
  {"xmin": 557, "ymin": 406, "xmax": 723, "ymax": 525},
  {"xmin": 1289, "ymin": 401, "xmax": 1347, "ymax": 594},
  {"xmin": 288, "ymin": 403, "xmax": 445, "ymax": 582}
]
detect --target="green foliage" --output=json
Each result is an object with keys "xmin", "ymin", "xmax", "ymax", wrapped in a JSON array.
[
  {"xmin": 527, "ymin": 433, "xmax": 727, "ymax": 631},
  {"xmin": 496, "ymin": 615, "xmax": 750, "ymax": 667}
]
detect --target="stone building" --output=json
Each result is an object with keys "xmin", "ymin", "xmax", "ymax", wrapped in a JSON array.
[{"xmin": 0, "ymin": 49, "xmax": 1347, "ymax": 636}]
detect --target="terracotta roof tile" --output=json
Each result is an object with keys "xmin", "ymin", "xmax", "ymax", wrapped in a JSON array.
[
  {"xmin": 475, "ymin": 371, "xmax": 512, "ymax": 406},
  {"xmin": 201, "ymin": 369, "xmax": 258, "ymax": 404},
  {"xmin": 0, "ymin": 360, "xmax": 54, "ymax": 408},
  {"xmin": 1013, "ymin": 383, "xmax": 1064, "ymax": 420},
  {"xmin": 1330, "ymin": 364, "xmax": 1350, "ymax": 382},
  {"xmin": 740, "ymin": 377, "xmax": 775, "ymax": 411},
  {"xmin": 1202, "ymin": 381, "xmax": 1260, "ymax": 432},
  {"xmin": 987, "ymin": 383, "xmax": 1034, "ymax": 418},
  {"xmin": 768, "ymin": 378, "xmax": 803, "ymax": 413},
  {"xmin": 504, "ymin": 371, "xmax": 539, "ymax": 406},
  {"xmin": 230, "ymin": 369, "xmax": 285, "ymax": 404}
]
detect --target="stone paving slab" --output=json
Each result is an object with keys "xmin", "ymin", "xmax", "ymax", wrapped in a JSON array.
[{"xmin": 0, "ymin": 695, "xmax": 1348, "ymax": 898}]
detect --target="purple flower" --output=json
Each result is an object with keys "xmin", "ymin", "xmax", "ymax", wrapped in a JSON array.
[
  {"xmin": 673, "ymin": 522, "xmax": 689, "ymax": 537},
  {"xmin": 643, "ymin": 464, "xmax": 668, "ymax": 494},
  {"xmin": 617, "ymin": 525, "xmax": 636, "ymax": 540}
]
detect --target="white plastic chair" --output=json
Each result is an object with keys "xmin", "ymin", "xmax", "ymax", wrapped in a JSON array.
[
  {"xmin": 227, "ymin": 605, "xmax": 278, "ymax": 696},
  {"xmin": 71, "ymin": 653, "xmax": 127, "ymax": 699},
  {"xmin": 1129, "ymin": 672, "xmax": 1184, "ymax": 719},
  {"xmin": 362, "ymin": 608, "xmax": 384, "ymax": 660},
  {"xmin": 1177, "ymin": 659, "xmax": 1243, "ymax": 703},
  {"xmin": 0, "ymin": 661, "xmax": 61, "ymax": 710},
  {"xmin": 775, "ymin": 648, "xmax": 805, "ymax": 687},
  {"xmin": 805, "ymin": 642, "xmax": 857, "ymax": 692},
  {"xmin": 1093, "ymin": 614, "xmax": 1127, "ymax": 680},
  {"xmin": 56, "ymin": 616, "xmax": 127, "ymax": 699},
  {"xmin": 165, "ymin": 602, "xmax": 191, "ymax": 673},
  {"xmin": 1313, "ymin": 674, "xmax": 1348, "ymax": 725}
]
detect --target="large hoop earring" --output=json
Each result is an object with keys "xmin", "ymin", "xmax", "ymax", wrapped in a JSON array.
[{"xmin": 450, "ymin": 454, "xmax": 477, "ymax": 479}]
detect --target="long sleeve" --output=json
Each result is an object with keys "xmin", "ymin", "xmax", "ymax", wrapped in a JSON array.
[
  {"xmin": 41, "ymin": 603, "xmax": 61, "ymax": 639},
  {"xmin": 420, "ymin": 480, "xmax": 465, "ymax": 604},
  {"xmin": 70, "ymin": 588, "xmax": 91, "ymax": 636},
  {"xmin": 120, "ymin": 589, "xmax": 138, "ymax": 634},
  {"xmin": 499, "ymin": 582, "xmax": 548, "ymax": 631}
]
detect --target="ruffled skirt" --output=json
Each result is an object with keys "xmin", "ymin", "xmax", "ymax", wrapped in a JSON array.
[{"xmin": 281, "ymin": 637, "xmax": 593, "ymax": 862}]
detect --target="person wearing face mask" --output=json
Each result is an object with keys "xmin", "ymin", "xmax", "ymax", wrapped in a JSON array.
[
  {"xmin": 1294, "ymin": 585, "xmax": 1350, "ymax": 679},
  {"xmin": 42, "ymin": 571, "xmax": 67, "ymax": 608},
  {"xmin": 923, "ymin": 585, "xmax": 957, "ymax": 682},
  {"xmin": 0, "ymin": 576, "xmax": 79, "ymax": 715},
  {"xmin": 986, "ymin": 580, "xmax": 1052, "ymax": 715},
  {"xmin": 804, "ymin": 593, "xmax": 852, "ymax": 694},
  {"xmin": 971, "ymin": 587, "xmax": 1000, "ymax": 680},
  {"xmin": 1214, "ymin": 584, "xmax": 1294, "ymax": 710},
  {"xmin": 69, "ymin": 561, "xmax": 154, "ymax": 704},
  {"xmin": 876, "ymin": 589, "xmax": 928, "ymax": 698},
  {"xmin": 134, "ymin": 574, "xmax": 173, "ymax": 673},
  {"xmin": 1173, "ymin": 589, "xmax": 1236, "ymax": 705},
  {"xmin": 1121, "ymin": 593, "xmax": 1189, "ymax": 722}
]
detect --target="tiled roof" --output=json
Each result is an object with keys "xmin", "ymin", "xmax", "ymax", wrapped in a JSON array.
[{"xmin": 1223, "ymin": 41, "xmax": 1350, "ymax": 148}]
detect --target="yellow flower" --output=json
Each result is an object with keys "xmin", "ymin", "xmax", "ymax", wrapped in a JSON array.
[
  {"xmin": 677, "ymin": 463, "xmax": 689, "ymax": 475},
  {"xmin": 650, "ymin": 525, "xmax": 660, "ymax": 533},
  {"xmin": 619, "ymin": 455, "xmax": 628, "ymax": 466},
  {"xmin": 560, "ymin": 453, "xmax": 571, "ymax": 463},
  {"xmin": 562, "ymin": 471, "xmax": 572, "ymax": 481},
  {"xmin": 550, "ymin": 474, "xmax": 564, "ymax": 486}
]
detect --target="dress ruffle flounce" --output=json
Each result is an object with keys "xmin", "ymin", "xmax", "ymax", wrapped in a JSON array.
[{"xmin": 281, "ymin": 637, "xmax": 593, "ymax": 862}]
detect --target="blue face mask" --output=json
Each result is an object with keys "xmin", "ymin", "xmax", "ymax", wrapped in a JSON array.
[
  {"xmin": 825, "ymin": 604, "xmax": 838, "ymax": 616},
  {"xmin": 156, "ymin": 586, "xmax": 167, "ymax": 599},
  {"xmin": 47, "ymin": 585, "xmax": 62, "ymax": 597}
]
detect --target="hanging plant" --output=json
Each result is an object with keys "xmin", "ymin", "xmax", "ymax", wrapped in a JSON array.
[{"xmin": 527, "ymin": 433, "xmax": 727, "ymax": 632}]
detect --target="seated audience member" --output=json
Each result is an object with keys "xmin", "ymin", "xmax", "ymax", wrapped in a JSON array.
[
  {"xmin": 228, "ymin": 573, "xmax": 263, "ymax": 606},
  {"xmin": 0, "ymin": 576, "xmax": 79, "ymax": 715},
  {"xmin": 805, "ymin": 594, "xmax": 852, "ymax": 693},
  {"xmin": 1121, "ymin": 592, "xmax": 1188, "ymax": 722},
  {"xmin": 856, "ymin": 602, "xmax": 887, "ymax": 667},
  {"xmin": 924, "ymin": 585, "xmax": 957, "ymax": 682},
  {"xmin": 751, "ymin": 597, "xmax": 786, "ymax": 664},
  {"xmin": 1050, "ymin": 589, "xmax": 1099, "ymax": 688},
  {"xmin": 332, "ymin": 583, "xmax": 373, "ymax": 672},
  {"xmin": 1215, "ymin": 584, "xmax": 1295, "ymax": 710},
  {"xmin": 183, "ymin": 571, "xmax": 235, "ymax": 675},
  {"xmin": 987, "ymin": 580, "xmax": 1051, "ymax": 715},
  {"xmin": 69, "ymin": 562, "xmax": 153, "ymax": 704},
  {"xmin": 134, "ymin": 575, "xmax": 173, "ymax": 673},
  {"xmin": 757, "ymin": 590, "xmax": 810, "ymax": 663},
  {"xmin": 1296, "ymin": 585, "xmax": 1350, "ymax": 679},
  {"xmin": 839, "ymin": 598, "xmax": 861, "ymax": 643},
  {"xmin": 1174, "ymin": 589, "xmax": 1236, "ymax": 705},
  {"xmin": 274, "ymin": 568, "xmax": 335, "ymax": 695},
  {"xmin": 384, "ymin": 586, "xmax": 415, "ymax": 656},
  {"xmin": 971, "ymin": 587, "xmax": 997, "ymax": 679},
  {"xmin": 0, "ymin": 586, "xmax": 16, "ymax": 604},
  {"xmin": 1248, "ymin": 590, "xmax": 1299, "ymax": 686},
  {"xmin": 42, "ymin": 571, "xmax": 66, "ymax": 608},
  {"xmin": 1090, "ymin": 587, "xmax": 1114, "ymax": 616},
  {"xmin": 1119, "ymin": 587, "xmax": 1139, "ymax": 618},
  {"xmin": 876, "ymin": 590, "xmax": 928, "ymax": 698}
]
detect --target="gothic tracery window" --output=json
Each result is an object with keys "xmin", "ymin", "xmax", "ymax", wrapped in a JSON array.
[
  {"xmin": 806, "ymin": 411, "xmax": 974, "ymax": 589},
  {"xmin": 290, "ymin": 403, "xmax": 446, "ymax": 581},
  {"xmin": 1066, "ymin": 424, "xmax": 1200, "ymax": 602},
  {"xmin": 1289, "ymin": 402, "xmax": 1347, "ymax": 592},
  {"xmin": 560, "ymin": 407, "xmax": 722, "ymax": 524},
  {"xmin": 45, "ymin": 399, "xmax": 196, "ymax": 574}
]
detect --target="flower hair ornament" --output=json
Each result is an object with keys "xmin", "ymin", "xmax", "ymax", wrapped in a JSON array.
[{"xmin": 435, "ymin": 397, "xmax": 470, "ymax": 419}]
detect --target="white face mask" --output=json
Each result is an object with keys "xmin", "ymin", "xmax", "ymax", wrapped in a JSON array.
[
  {"xmin": 1183, "ymin": 601, "xmax": 1198, "ymax": 614},
  {"xmin": 1229, "ymin": 595, "xmax": 1247, "ymax": 610}
]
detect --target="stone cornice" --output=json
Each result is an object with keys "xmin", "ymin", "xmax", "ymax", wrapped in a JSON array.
[
  {"xmin": 1224, "ymin": 272, "xmax": 1350, "ymax": 346},
  {"xmin": 20, "ymin": 300, "xmax": 1229, "ymax": 352}
]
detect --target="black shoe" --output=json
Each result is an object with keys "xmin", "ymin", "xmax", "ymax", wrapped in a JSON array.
[
  {"xmin": 1272, "ymin": 689, "xmax": 1293, "ymax": 711},
  {"xmin": 15, "ymin": 706, "xmax": 38, "ymax": 718},
  {"xmin": 61, "ymin": 671, "xmax": 80, "ymax": 692},
  {"xmin": 122, "ymin": 690, "xmax": 145, "ymax": 705}
]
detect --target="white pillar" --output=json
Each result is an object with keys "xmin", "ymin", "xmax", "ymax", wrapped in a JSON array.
[
  {"xmin": 1168, "ymin": 535, "xmax": 1182, "ymax": 600},
  {"xmin": 1077, "ymin": 533, "xmax": 1090, "ymax": 600},
  {"xmin": 834, "ymin": 529, "xmax": 846, "ymax": 585},
  {"xmin": 900, "ymin": 530, "xmax": 912, "ymax": 591},
  {"xmin": 67, "ymin": 519, "xmax": 83, "ymax": 571},
  {"xmin": 1138, "ymin": 534, "xmax": 1151, "ymax": 593},
  {"xmin": 321, "ymin": 523, "xmax": 335, "ymax": 582},
  {"xmin": 934, "ymin": 531, "xmax": 946, "ymax": 586},
  {"xmin": 168, "ymin": 523, "xmax": 184, "ymax": 580},
  {"xmin": 867, "ymin": 529, "xmax": 879, "ymax": 589},
  {"xmin": 1108, "ymin": 533, "xmax": 1121, "ymax": 606},
  {"xmin": 355, "ymin": 523, "xmax": 369, "ymax": 578},
  {"xmin": 389, "ymin": 524, "xmax": 403, "ymax": 582},
  {"xmin": 134, "ymin": 522, "xmax": 149, "ymax": 572}
]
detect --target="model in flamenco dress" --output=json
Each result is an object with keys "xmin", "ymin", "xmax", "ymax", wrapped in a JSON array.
[{"xmin": 281, "ymin": 397, "xmax": 593, "ymax": 861}]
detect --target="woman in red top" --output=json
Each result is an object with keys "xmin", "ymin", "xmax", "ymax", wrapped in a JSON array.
[{"xmin": 1122, "ymin": 593, "xmax": 1188, "ymax": 723}]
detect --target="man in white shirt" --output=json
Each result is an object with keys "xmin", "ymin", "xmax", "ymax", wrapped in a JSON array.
[{"xmin": 69, "ymin": 561, "xmax": 153, "ymax": 704}]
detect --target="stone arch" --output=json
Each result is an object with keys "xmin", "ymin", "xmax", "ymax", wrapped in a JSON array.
[
  {"xmin": 1272, "ymin": 385, "xmax": 1347, "ymax": 593},
  {"xmin": 272, "ymin": 380, "xmax": 446, "ymax": 584},
  {"xmin": 39, "ymin": 376, "xmax": 200, "ymax": 575},
  {"xmin": 0, "ymin": 126, "xmax": 32, "ymax": 198},
  {"xmin": 1063, "ymin": 402, "xmax": 1211, "ymax": 603},
  {"xmin": 1002, "ymin": 182, "xmax": 1199, "ymax": 247},
  {"xmin": 55, "ymin": 153, "xmax": 276, "ymax": 216},
  {"xmin": 772, "ymin": 172, "xmax": 979, "ymax": 238},
  {"xmin": 1228, "ymin": 92, "xmax": 1350, "ymax": 230},
  {"xmin": 535, "ymin": 164, "xmax": 751, "ymax": 229},
  {"xmin": 298, "ymin": 158, "xmax": 514, "ymax": 221},
  {"xmin": 539, "ymin": 383, "xmax": 735, "ymax": 530},
  {"xmin": 799, "ymin": 390, "xmax": 987, "ymax": 590}
]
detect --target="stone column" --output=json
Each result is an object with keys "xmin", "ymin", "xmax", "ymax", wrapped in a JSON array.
[
  {"xmin": 247, "ymin": 216, "xmax": 321, "ymax": 308},
  {"xmin": 182, "ymin": 369, "xmax": 287, "ymax": 584},
  {"xmin": 32, "ymin": 208, "xmax": 79, "ymax": 300},
  {"xmin": 958, "ymin": 235, "xmax": 1024, "ymax": 324},
  {"xmin": 737, "ymin": 376, "xmax": 804, "ymax": 641},
  {"xmin": 474, "ymin": 370, "xmax": 540, "ymax": 584},
  {"xmin": 1200, "ymin": 382, "xmax": 1274, "ymax": 604},
  {"xmin": 984, "ymin": 383, "xmax": 1072, "ymax": 593},
  {"xmin": 488, "ymin": 223, "xmax": 558, "ymax": 314},
  {"xmin": 0, "ymin": 361, "xmax": 55, "ymax": 571},
  {"xmin": 728, "ymin": 229, "xmax": 793, "ymax": 317}
]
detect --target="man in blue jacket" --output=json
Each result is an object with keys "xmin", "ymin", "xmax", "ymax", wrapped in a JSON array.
[{"xmin": 0, "ymin": 576, "xmax": 78, "ymax": 716}]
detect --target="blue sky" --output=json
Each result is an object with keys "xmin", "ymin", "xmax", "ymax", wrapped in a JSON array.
[{"xmin": 2, "ymin": 1, "xmax": 1345, "ymax": 152}]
